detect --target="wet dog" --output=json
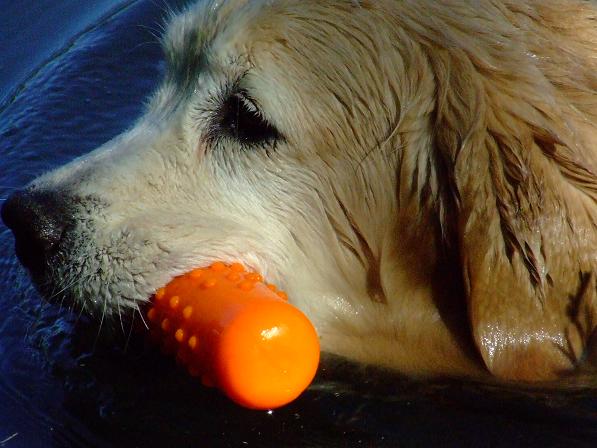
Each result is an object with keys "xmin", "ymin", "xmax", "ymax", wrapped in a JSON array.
[{"xmin": 3, "ymin": 0, "xmax": 597, "ymax": 380}]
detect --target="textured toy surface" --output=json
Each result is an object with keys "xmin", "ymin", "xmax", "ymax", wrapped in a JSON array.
[{"xmin": 146, "ymin": 262, "xmax": 320, "ymax": 410}]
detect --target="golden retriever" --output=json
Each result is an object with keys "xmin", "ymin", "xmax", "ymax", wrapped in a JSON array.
[{"xmin": 2, "ymin": 0, "xmax": 596, "ymax": 382}]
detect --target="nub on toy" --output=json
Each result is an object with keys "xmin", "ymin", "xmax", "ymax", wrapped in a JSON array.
[{"xmin": 146, "ymin": 262, "xmax": 320, "ymax": 410}]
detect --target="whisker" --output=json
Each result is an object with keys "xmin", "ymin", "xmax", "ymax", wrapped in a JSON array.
[
  {"xmin": 46, "ymin": 270, "xmax": 94, "ymax": 302},
  {"xmin": 117, "ymin": 298, "xmax": 125, "ymax": 335},
  {"xmin": 129, "ymin": 40, "xmax": 162, "ymax": 53},
  {"xmin": 123, "ymin": 310, "xmax": 137, "ymax": 354},
  {"xmin": 148, "ymin": 0, "xmax": 178, "ymax": 22},
  {"xmin": 136, "ymin": 303, "xmax": 149, "ymax": 331},
  {"xmin": 136, "ymin": 24, "xmax": 163, "ymax": 43},
  {"xmin": 92, "ymin": 296, "xmax": 109, "ymax": 354},
  {"xmin": 74, "ymin": 300, "xmax": 88, "ymax": 326}
]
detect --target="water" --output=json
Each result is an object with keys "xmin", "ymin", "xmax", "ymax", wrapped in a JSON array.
[{"xmin": 0, "ymin": 1, "xmax": 596, "ymax": 446}]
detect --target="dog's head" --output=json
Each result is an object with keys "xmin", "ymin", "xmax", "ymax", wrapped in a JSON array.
[
  {"xmin": 3, "ymin": 0, "xmax": 596, "ymax": 380},
  {"xmin": 2, "ymin": 0, "xmax": 400, "ymax": 322}
]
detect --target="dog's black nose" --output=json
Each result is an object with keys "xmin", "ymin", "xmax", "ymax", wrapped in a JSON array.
[{"xmin": 1, "ymin": 189, "xmax": 70, "ymax": 275}]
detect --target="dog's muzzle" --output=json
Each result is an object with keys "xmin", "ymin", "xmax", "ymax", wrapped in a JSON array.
[{"xmin": 1, "ymin": 188, "xmax": 71, "ymax": 277}]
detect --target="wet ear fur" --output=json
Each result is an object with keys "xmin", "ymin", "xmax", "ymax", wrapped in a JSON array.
[{"xmin": 428, "ymin": 43, "xmax": 597, "ymax": 380}]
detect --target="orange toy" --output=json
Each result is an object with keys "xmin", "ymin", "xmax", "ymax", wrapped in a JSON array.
[{"xmin": 145, "ymin": 261, "xmax": 320, "ymax": 410}]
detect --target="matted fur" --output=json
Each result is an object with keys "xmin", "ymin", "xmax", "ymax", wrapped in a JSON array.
[{"xmin": 18, "ymin": 0, "xmax": 597, "ymax": 380}]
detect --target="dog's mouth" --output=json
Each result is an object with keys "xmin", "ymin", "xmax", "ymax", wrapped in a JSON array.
[
  {"xmin": 25, "ymin": 256, "xmax": 143, "ymax": 321},
  {"xmin": 13, "ymin": 238, "xmax": 52, "ymax": 280}
]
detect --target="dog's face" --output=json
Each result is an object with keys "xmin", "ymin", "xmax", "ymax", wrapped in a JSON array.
[
  {"xmin": 3, "ymin": 0, "xmax": 597, "ymax": 380},
  {"xmin": 3, "ymin": 1, "xmax": 401, "ymax": 327}
]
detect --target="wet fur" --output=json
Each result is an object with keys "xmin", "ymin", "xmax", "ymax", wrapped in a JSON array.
[{"xmin": 26, "ymin": 0, "xmax": 597, "ymax": 380}]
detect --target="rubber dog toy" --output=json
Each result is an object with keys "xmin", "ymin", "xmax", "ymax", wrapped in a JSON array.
[{"xmin": 146, "ymin": 261, "xmax": 320, "ymax": 409}]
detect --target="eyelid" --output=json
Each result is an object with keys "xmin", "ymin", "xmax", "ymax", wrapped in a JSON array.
[
  {"xmin": 205, "ymin": 86, "xmax": 282, "ymax": 149},
  {"xmin": 233, "ymin": 90, "xmax": 260, "ymax": 114},
  {"xmin": 239, "ymin": 95, "xmax": 259, "ymax": 114}
]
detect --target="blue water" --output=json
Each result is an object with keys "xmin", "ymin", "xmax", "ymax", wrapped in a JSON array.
[{"xmin": 1, "ymin": 1, "xmax": 596, "ymax": 447}]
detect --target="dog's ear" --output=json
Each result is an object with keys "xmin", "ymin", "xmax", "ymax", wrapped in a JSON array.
[{"xmin": 429, "ymin": 48, "xmax": 597, "ymax": 380}]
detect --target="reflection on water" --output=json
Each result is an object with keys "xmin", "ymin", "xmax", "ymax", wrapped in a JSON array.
[{"xmin": 0, "ymin": 1, "xmax": 596, "ymax": 447}]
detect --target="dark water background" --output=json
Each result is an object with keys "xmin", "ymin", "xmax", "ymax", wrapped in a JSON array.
[{"xmin": 1, "ymin": 1, "xmax": 596, "ymax": 446}]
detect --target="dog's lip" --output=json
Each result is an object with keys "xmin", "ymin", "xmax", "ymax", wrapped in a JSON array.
[
  {"xmin": 13, "ymin": 237, "xmax": 64, "ymax": 281},
  {"xmin": 146, "ymin": 261, "xmax": 261, "ymax": 300},
  {"xmin": 13, "ymin": 239, "xmax": 46, "ymax": 277}
]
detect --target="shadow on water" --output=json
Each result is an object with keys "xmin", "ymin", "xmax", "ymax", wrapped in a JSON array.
[{"xmin": 1, "ymin": 1, "xmax": 596, "ymax": 447}]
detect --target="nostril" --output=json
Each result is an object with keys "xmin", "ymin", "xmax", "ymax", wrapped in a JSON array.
[{"xmin": 1, "ymin": 189, "xmax": 70, "ymax": 273}]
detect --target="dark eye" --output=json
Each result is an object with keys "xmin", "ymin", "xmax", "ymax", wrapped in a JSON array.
[{"xmin": 218, "ymin": 92, "xmax": 280, "ymax": 146}]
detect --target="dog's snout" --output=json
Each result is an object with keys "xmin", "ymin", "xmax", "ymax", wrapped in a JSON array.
[{"xmin": 1, "ymin": 189, "xmax": 70, "ymax": 274}]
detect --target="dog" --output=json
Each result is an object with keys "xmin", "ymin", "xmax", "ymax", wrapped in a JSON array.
[{"xmin": 2, "ymin": 0, "xmax": 596, "ymax": 381}]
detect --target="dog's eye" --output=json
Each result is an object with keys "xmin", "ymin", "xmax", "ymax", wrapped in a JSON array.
[{"xmin": 218, "ymin": 92, "xmax": 279, "ymax": 146}]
